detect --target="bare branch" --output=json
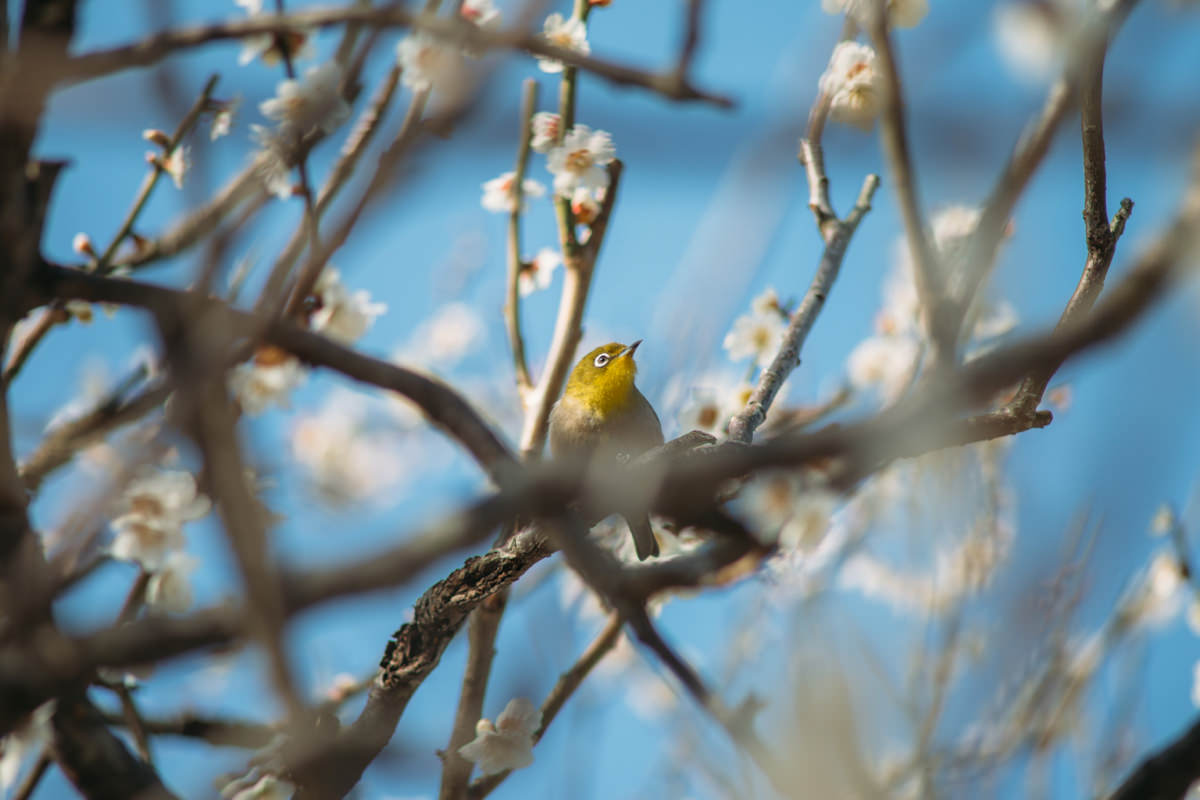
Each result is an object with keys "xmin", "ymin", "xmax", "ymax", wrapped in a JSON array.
[
  {"xmin": 60, "ymin": 6, "xmax": 735, "ymax": 108},
  {"xmin": 728, "ymin": 173, "xmax": 879, "ymax": 443}
]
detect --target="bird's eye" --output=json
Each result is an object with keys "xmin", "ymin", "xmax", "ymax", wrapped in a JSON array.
[{"xmin": 593, "ymin": 353, "xmax": 610, "ymax": 368}]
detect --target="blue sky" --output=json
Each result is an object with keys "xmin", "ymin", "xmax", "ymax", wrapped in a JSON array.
[{"xmin": 9, "ymin": 0, "xmax": 1200, "ymax": 797}]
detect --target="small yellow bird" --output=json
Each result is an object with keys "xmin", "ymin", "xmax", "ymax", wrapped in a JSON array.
[{"xmin": 548, "ymin": 340, "xmax": 664, "ymax": 560}]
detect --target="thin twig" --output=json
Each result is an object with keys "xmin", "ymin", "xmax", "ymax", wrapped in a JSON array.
[
  {"xmin": 864, "ymin": 2, "xmax": 943, "ymax": 360},
  {"xmin": 518, "ymin": 160, "xmax": 623, "ymax": 458},
  {"xmin": 1006, "ymin": 30, "xmax": 1134, "ymax": 417},
  {"xmin": 437, "ymin": 591, "xmax": 508, "ymax": 800},
  {"xmin": 2, "ymin": 75, "xmax": 219, "ymax": 384},
  {"xmin": 11, "ymin": 748, "xmax": 52, "ymax": 800},
  {"xmin": 505, "ymin": 79, "xmax": 538, "ymax": 399},
  {"xmin": 467, "ymin": 613, "xmax": 623, "ymax": 799},
  {"xmin": 728, "ymin": 174, "xmax": 879, "ymax": 443},
  {"xmin": 61, "ymin": 6, "xmax": 736, "ymax": 108}
]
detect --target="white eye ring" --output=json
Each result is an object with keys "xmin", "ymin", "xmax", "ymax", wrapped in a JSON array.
[{"xmin": 594, "ymin": 353, "xmax": 610, "ymax": 368}]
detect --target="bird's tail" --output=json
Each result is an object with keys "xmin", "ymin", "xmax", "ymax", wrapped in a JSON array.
[{"xmin": 625, "ymin": 514, "xmax": 660, "ymax": 561}]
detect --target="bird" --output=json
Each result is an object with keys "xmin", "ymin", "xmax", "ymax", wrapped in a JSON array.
[{"xmin": 548, "ymin": 340, "xmax": 664, "ymax": 560}]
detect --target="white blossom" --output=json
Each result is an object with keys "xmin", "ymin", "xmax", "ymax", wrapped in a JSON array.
[
  {"xmin": 309, "ymin": 267, "xmax": 387, "ymax": 344},
  {"xmin": 396, "ymin": 31, "xmax": 459, "ymax": 90},
  {"xmin": 230, "ymin": 346, "xmax": 307, "ymax": 415},
  {"xmin": 530, "ymin": 111, "xmax": 561, "ymax": 152},
  {"xmin": 673, "ymin": 370, "xmax": 761, "ymax": 437},
  {"xmin": 569, "ymin": 187, "xmax": 601, "ymax": 225},
  {"xmin": 847, "ymin": 334, "xmax": 921, "ymax": 403},
  {"xmin": 460, "ymin": 0, "xmax": 501, "ymax": 28},
  {"xmin": 403, "ymin": 302, "xmax": 485, "ymax": 369},
  {"xmin": 110, "ymin": 470, "xmax": 210, "ymax": 570},
  {"xmin": 537, "ymin": 13, "xmax": 589, "ymax": 73},
  {"xmin": 259, "ymin": 62, "xmax": 350, "ymax": 137},
  {"xmin": 741, "ymin": 473, "xmax": 838, "ymax": 552},
  {"xmin": 163, "ymin": 146, "xmax": 190, "ymax": 189},
  {"xmin": 457, "ymin": 698, "xmax": 541, "ymax": 777},
  {"xmin": 1151, "ymin": 504, "xmax": 1176, "ymax": 536},
  {"xmin": 821, "ymin": 0, "xmax": 930, "ymax": 28},
  {"xmin": 723, "ymin": 289, "xmax": 787, "ymax": 367},
  {"xmin": 211, "ymin": 97, "xmax": 241, "ymax": 141},
  {"xmin": 480, "ymin": 171, "xmax": 546, "ymax": 214},
  {"xmin": 146, "ymin": 552, "xmax": 199, "ymax": 614},
  {"xmin": 819, "ymin": 42, "xmax": 882, "ymax": 131},
  {"xmin": 1117, "ymin": 550, "xmax": 1186, "ymax": 630},
  {"xmin": 519, "ymin": 247, "xmax": 562, "ymax": 296},
  {"xmin": 291, "ymin": 392, "xmax": 407, "ymax": 505},
  {"xmin": 250, "ymin": 124, "xmax": 295, "ymax": 198},
  {"xmin": 235, "ymin": 0, "xmax": 314, "ymax": 67},
  {"xmin": 993, "ymin": 0, "xmax": 1073, "ymax": 83},
  {"xmin": 546, "ymin": 125, "xmax": 615, "ymax": 197}
]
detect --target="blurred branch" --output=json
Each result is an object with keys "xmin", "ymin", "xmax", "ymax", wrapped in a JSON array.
[
  {"xmin": 51, "ymin": 692, "xmax": 175, "ymax": 799},
  {"xmin": 798, "ymin": 16, "xmax": 857, "ymax": 238},
  {"xmin": 100, "ymin": 709, "xmax": 278, "ymax": 749},
  {"xmin": 254, "ymin": 61, "xmax": 404, "ymax": 315},
  {"xmin": 11, "ymin": 748, "xmax": 52, "ymax": 800},
  {"xmin": 864, "ymin": 3, "xmax": 944, "ymax": 361},
  {"xmin": 505, "ymin": 79, "xmax": 538, "ymax": 399},
  {"xmin": 61, "ymin": 6, "xmax": 736, "ymax": 108},
  {"xmin": 518, "ymin": 160, "xmax": 623, "ymax": 458},
  {"xmin": 1007, "ymin": 30, "xmax": 1134, "ymax": 418},
  {"xmin": 437, "ymin": 591, "xmax": 508, "ymax": 800},
  {"xmin": 946, "ymin": 0, "xmax": 1141, "ymax": 352},
  {"xmin": 728, "ymin": 173, "xmax": 879, "ymax": 443},
  {"xmin": 160, "ymin": 307, "xmax": 305, "ymax": 721},
  {"xmin": 1108, "ymin": 715, "xmax": 1200, "ymax": 800},
  {"xmin": 3, "ymin": 74, "xmax": 218, "ymax": 383},
  {"xmin": 467, "ymin": 613, "xmax": 623, "ymax": 799}
]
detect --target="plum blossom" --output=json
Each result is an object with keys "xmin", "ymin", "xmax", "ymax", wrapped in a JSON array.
[
  {"xmin": 847, "ymin": 334, "xmax": 921, "ymax": 403},
  {"xmin": 308, "ymin": 267, "xmax": 387, "ymax": 344},
  {"xmin": 396, "ymin": 31, "xmax": 460, "ymax": 90},
  {"xmin": 230, "ymin": 345, "xmax": 307, "ymax": 415},
  {"xmin": 480, "ymin": 171, "xmax": 546, "ymax": 214},
  {"xmin": 460, "ymin": 0, "xmax": 500, "ymax": 28},
  {"xmin": 458, "ymin": 698, "xmax": 541, "ymax": 776},
  {"xmin": 546, "ymin": 125, "xmax": 615, "ymax": 197},
  {"xmin": 570, "ymin": 187, "xmax": 601, "ymax": 225},
  {"xmin": 519, "ymin": 247, "xmax": 562, "ymax": 296},
  {"xmin": 530, "ymin": 111, "xmax": 561, "ymax": 152},
  {"xmin": 819, "ymin": 42, "xmax": 882, "ymax": 131},
  {"xmin": 537, "ymin": 13, "xmax": 589, "ymax": 73},
  {"xmin": 291, "ymin": 392, "xmax": 407, "ymax": 505},
  {"xmin": 723, "ymin": 288, "xmax": 787, "ymax": 367},
  {"xmin": 110, "ymin": 469, "xmax": 211, "ymax": 570},
  {"xmin": 821, "ymin": 0, "xmax": 930, "ymax": 28},
  {"xmin": 234, "ymin": 0, "xmax": 314, "ymax": 67},
  {"xmin": 146, "ymin": 552, "xmax": 200, "ymax": 613},
  {"xmin": 259, "ymin": 62, "xmax": 350, "ymax": 137},
  {"xmin": 162, "ymin": 146, "xmax": 190, "ymax": 189},
  {"xmin": 210, "ymin": 97, "xmax": 241, "ymax": 140},
  {"xmin": 402, "ymin": 303, "xmax": 486, "ymax": 370}
]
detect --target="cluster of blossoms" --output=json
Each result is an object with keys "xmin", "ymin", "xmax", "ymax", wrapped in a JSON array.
[
  {"xmin": 109, "ymin": 468, "xmax": 211, "ymax": 613},
  {"xmin": 847, "ymin": 206, "xmax": 1018, "ymax": 404},
  {"xmin": 473, "ymin": 8, "xmax": 613, "ymax": 296},
  {"xmin": 230, "ymin": 267, "xmax": 383, "ymax": 414},
  {"xmin": 816, "ymin": 1, "xmax": 927, "ymax": 131},
  {"xmin": 252, "ymin": 61, "xmax": 351, "ymax": 197},
  {"xmin": 457, "ymin": 698, "xmax": 542, "ymax": 776}
]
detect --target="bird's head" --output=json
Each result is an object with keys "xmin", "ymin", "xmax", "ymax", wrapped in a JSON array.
[{"xmin": 563, "ymin": 340, "xmax": 643, "ymax": 415}]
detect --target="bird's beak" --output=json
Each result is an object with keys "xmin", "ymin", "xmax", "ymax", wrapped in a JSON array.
[{"xmin": 620, "ymin": 340, "xmax": 643, "ymax": 359}]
